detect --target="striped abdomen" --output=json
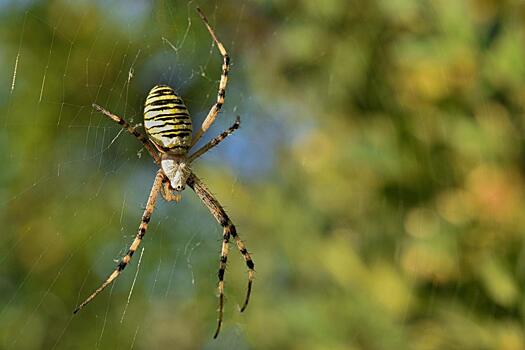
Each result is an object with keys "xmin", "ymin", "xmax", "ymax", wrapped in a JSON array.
[{"xmin": 144, "ymin": 85, "xmax": 192, "ymax": 155}]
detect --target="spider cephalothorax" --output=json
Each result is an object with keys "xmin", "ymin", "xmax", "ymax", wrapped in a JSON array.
[
  {"xmin": 161, "ymin": 153, "xmax": 190, "ymax": 192},
  {"xmin": 74, "ymin": 8, "xmax": 254, "ymax": 339}
]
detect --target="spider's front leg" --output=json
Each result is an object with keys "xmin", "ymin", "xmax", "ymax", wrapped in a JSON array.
[
  {"xmin": 73, "ymin": 169, "xmax": 164, "ymax": 313},
  {"xmin": 186, "ymin": 172, "xmax": 255, "ymax": 338},
  {"xmin": 161, "ymin": 177, "xmax": 182, "ymax": 202}
]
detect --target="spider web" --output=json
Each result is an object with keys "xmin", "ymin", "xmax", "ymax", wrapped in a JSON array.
[
  {"xmin": 4, "ymin": 1, "xmax": 522, "ymax": 349},
  {"xmin": 0, "ymin": 1, "xmax": 261, "ymax": 349}
]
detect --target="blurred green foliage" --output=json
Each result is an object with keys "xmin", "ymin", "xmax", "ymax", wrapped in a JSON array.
[{"xmin": 2, "ymin": 0, "xmax": 525, "ymax": 349}]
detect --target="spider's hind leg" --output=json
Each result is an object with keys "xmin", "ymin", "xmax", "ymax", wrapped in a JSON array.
[
  {"xmin": 188, "ymin": 116, "xmax": 240, "ymax": 163},
  {"xmin": 92, "ymin": 103, "xmax": 160, "ymax": 164},
  {"xmin": 192, "ymin": 8, "xmax": 231, "ymax": 146}
]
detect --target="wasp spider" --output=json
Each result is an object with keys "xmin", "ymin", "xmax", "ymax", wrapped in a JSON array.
[{"xmin": 74, "ymin": 8, "xmax": 255, "ymax": 338}]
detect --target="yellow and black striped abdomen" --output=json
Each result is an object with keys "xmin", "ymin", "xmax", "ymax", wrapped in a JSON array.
[{"xmin": 144, "ymin": 85, "xmax": 192, "ymax": 154}]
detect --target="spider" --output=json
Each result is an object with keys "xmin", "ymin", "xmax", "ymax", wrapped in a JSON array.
[{"xmin": 73, "ymin": 8, "xmax": 255, "ymax": 338}]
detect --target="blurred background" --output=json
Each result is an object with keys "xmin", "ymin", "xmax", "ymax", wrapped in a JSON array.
[{"xmin": 1, "ymin": 0, "xmax": 525, "ymax": 349}]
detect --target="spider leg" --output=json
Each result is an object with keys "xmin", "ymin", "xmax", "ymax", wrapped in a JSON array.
[
  {"xmin": 188, "ymin": 116, "xmax": 240, "ymax": 162},
  {"xmin": 161, "ymin": 177, "xmax": 182, "ymax": 202},
  {"xmin": 192, "ymin": 8, "xmax": 230, "ymax": 147},
  {"xmin": 73, "ymin": 169, "xmax": 164, "ymax": 314},
  {"xmin": 92, "ymin": 103, "xmax": 161, "ymax": 164},
  {"xmin": 187, "ymin": 172, "xmax": 255, "ymax": 338}
]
